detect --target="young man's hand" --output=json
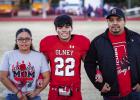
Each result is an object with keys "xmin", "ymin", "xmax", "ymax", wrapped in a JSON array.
[
  {"xmin": 37, "ymin": 74, "xmax": 43, "ymax": 88},
  {"xmin": 101, "ymin": 83, "xmax": 111, "ymax": 93},
  {"xmin": 95, "ymin": 73, "xmax": 103, "ymax": 83},
  {"xmin": 37, "ymin": 79, "xmax": 43, "ymax": 88}
]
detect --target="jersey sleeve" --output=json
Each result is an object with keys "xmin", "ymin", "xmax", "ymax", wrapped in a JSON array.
[
  {"xmin": 80, "ymin": 36, "xmax": 90, "ymax": 57},
  {"xmin": 40, "ymin": 53, "xmax": 50, "ymax": 73},
  {"xmin": 40, "ymin": 38, "xmax": 47, "ymax": 53},
  {"xmin": 0, "ymin": 52, "xmax": 9, "ymax": 71}
]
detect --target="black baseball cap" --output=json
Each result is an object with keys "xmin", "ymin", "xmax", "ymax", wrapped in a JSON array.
[{"xmin": 106, "ymin": 8, "xmax": 125, "ymax": 20}]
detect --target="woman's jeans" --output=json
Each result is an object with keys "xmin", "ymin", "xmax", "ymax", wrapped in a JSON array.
[
  {"xmin": 103, "ymin": 91, "xmax": 140, "ymax": 100},
  {"xmin": 6, "ymin": 94, "xmax": 41, "ymax": 100}
]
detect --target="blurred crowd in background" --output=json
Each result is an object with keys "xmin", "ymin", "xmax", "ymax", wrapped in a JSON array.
[{"xmin": 0, "ymin": 0, "xmax": 140, "ymax": 17}]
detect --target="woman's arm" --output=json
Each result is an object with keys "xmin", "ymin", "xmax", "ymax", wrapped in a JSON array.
[
  {"xmin": 37, "ymin": 71, "xmax": 50, "ymax": 91},
  {"xmin": 26, "ymin": 71, "xmax": 50, "ymax": 98},
  {"xmin": 0, "ymin": 71, "xmax": 25, "ymax": 99}
]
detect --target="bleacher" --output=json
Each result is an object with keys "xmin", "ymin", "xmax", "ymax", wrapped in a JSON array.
[{"xmin": 125, "ymin": 7, "xmax": 140, "ymax": 18}]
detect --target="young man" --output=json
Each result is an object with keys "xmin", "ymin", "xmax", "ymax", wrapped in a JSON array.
[
  {"xmin": 40, "ymin": 14, "xmax": 90, "ymax": 100},
  {"xmin": 84, "ymin": 8, "xmax": 140, "ymax": 100}
]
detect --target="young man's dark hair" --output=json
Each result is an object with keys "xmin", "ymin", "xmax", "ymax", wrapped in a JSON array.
[{"xmin": 54, "ymin": 14, "xmax": 72, "ymax": 28}]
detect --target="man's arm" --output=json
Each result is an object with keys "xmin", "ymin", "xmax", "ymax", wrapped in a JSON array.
[{"xmin": 84, "ymin": 41, "xmax": 105, "ymax": 91}]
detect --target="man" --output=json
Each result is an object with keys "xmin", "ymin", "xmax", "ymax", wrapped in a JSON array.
[
  {"xmin": 84, "ymin": 8, "xmax": 140, "ymax": 100},
  {"xmin": 40, "ymin": 14, "xmax": 90, "ymax": 100}
]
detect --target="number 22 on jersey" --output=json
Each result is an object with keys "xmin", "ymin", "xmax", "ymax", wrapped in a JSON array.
[{"xmin": 54, "ymin": 57, "xmax": 75, "ymax": 76}]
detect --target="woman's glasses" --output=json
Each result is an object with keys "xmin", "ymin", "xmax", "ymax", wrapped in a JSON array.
[{"xmin": 17, "ymin": 37, "xmax": 32, "ymax": 43}]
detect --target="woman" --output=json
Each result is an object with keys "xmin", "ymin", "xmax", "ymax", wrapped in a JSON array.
[{"xmin": 0, "ymin": 28, "xmax": 50, "ymax": 100}]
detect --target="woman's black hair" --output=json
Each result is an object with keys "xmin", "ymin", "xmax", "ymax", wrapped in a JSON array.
[{"xmin": 14, "ymin": 28, "xmax": 35, "ymax": 51}]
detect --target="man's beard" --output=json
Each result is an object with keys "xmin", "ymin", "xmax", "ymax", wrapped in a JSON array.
[
  {"xmin": 113, "ymin": 30, "xmax": 120, "ymax": 35},
  {"xmin": 111, "ymin": 27, "xmax": 121, "ymax": 35}
]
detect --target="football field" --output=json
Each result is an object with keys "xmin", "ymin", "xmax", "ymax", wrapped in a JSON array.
[{"xmin": 0, "ymin": 20, "xmax": 140, "ymax": 100}]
